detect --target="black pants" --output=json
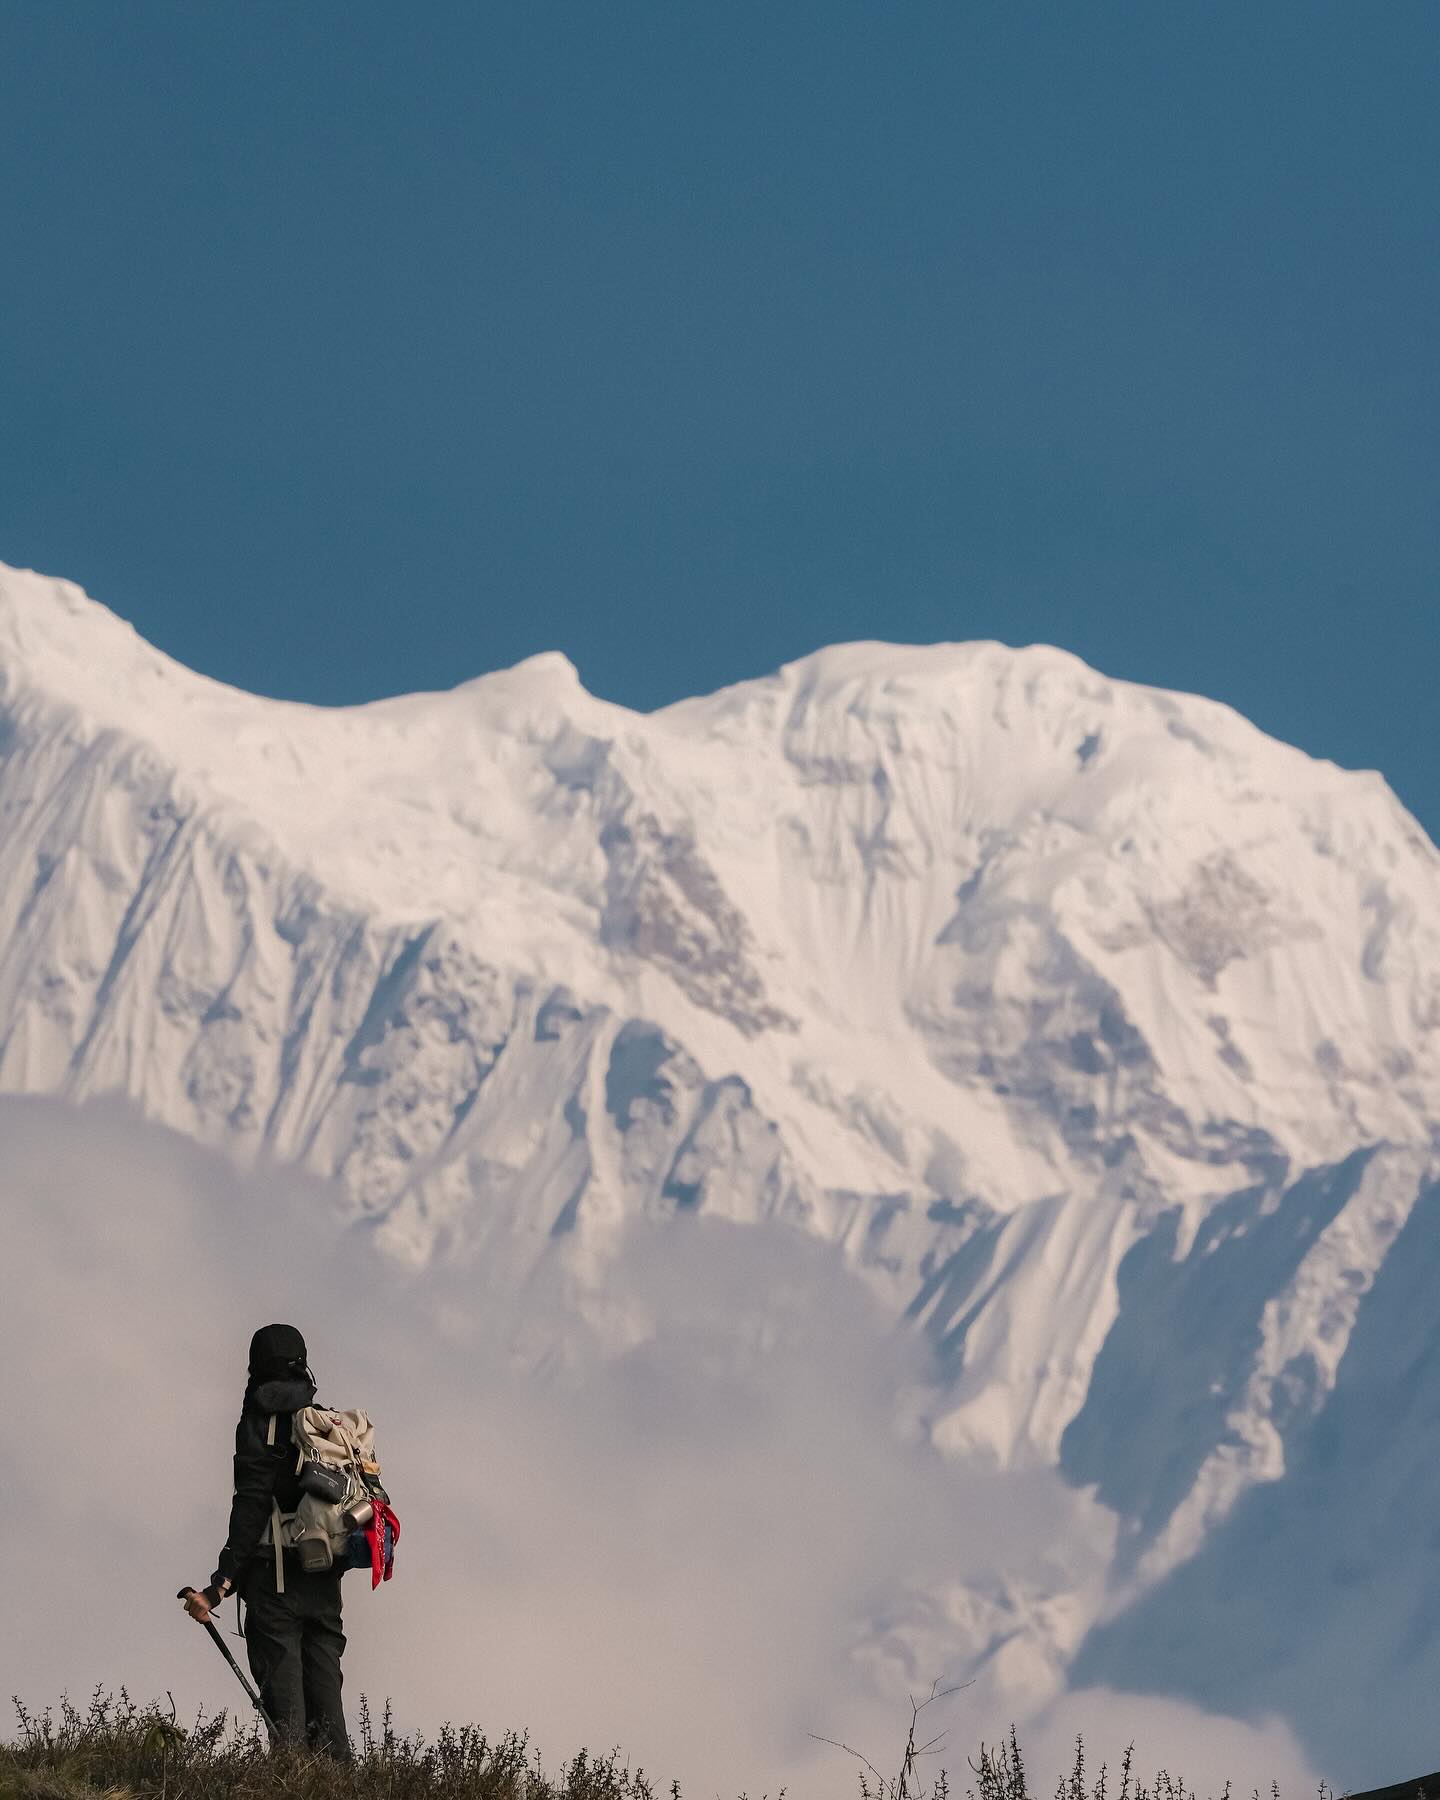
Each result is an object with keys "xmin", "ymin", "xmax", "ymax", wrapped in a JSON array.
[{"xmin": 241, "ymin": 1557, "xmax": 351, "ymax": 1759}]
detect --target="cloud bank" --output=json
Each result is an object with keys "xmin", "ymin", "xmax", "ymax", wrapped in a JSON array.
[{"xmin": 0, "ymin": 1096, "xmax": 1319, "ymax": 1795}]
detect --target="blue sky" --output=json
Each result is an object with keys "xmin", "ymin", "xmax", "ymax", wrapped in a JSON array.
[{"xmin": 2, "ymin": 4, "xmax": 1436, "ymax": 837}]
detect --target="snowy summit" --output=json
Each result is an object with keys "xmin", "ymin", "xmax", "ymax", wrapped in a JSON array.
[{"xmin": 2, "ymin": 556, "xmax": 1439, "ymax": 1771}]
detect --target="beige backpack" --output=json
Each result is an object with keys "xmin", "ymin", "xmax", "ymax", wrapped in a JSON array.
[{"xmin": 262, "ymin": 1407, "xmax": 395, "ymax": 1592}]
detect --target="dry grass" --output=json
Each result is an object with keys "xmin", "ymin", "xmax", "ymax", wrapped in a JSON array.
[
  {"xmin": 2, "ymin": 1690, "xmax": 1310, "ymax": 1800},
  {"xmin": 2, "ymin": 1690, "xmax": 663, "ymax": 1800}
]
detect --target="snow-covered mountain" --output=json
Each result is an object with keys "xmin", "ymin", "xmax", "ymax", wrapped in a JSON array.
[{"xmin": 3, "ymin": 557, "xmax": 1438, "ymax": 1775}]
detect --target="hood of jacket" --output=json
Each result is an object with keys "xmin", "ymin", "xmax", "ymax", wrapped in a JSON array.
[{"xmin": 248, "ymin": 1322, "xmax": 307, "ymax": 1379}]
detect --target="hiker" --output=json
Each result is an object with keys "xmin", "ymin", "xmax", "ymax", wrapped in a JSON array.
[{"xmin": 181, "ymin": 1323, "xmax": 352, "ymax": 1760}]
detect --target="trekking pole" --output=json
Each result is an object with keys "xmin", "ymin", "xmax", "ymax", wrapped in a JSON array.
[{"xmin": 176, "ymin": 1590, "xmax": 280, "ymax": 1742}]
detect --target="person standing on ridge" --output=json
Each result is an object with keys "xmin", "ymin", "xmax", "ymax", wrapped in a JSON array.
[{"xmin": 181, "ymin": 1324, "xmax": 352, "ymax": 1759}]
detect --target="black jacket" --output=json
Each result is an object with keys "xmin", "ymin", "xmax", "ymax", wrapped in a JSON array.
[{"xmin": 211, "ymin": 1374, "xmax": 316, "ymax": 1591}]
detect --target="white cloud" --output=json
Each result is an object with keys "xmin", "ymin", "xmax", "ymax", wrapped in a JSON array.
[
  {"xmin": 0, "ymin": 1096, "xmax": 1320, "ymax": 1797},
  {"xmin": 1019, "ymin": 1692, "xmax": 1318, "ymax": 1800}
]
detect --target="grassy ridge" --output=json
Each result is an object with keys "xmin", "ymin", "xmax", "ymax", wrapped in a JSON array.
[{"xmin": 1, "ymin": 1690, "xmax": 1293, "ymax": 1800}]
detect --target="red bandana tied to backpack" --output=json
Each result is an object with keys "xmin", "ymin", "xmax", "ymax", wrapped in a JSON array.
[{"xmin": 364, "ymin": 1498, "xmax": 400, "ymax": 1588}]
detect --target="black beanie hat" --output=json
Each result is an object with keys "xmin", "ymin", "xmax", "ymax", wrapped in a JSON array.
[{"xmin": 248, "ymin": 1323, "xmax": 308, "ymax": 1379}]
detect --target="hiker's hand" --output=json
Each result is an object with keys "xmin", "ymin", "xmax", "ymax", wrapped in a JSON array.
[
  {"xmin": 182, "ymin": 1587, "xmax": 213, "ymax": 1623},
  {"xmin": 182, "ymin": 1580, "xmax": 230, "ymax": 1623}
]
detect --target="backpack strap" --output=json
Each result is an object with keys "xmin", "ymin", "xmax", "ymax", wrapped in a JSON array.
[
  {"xmin": 271, "ymin": 1499, "xmax": 285, "ymax": 1595},
  {"xmin": 266, "ymin": 1416, "xmax": 284, "ymax": 1593}
]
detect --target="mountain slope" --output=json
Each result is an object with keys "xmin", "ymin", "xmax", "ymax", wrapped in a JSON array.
[{"xmin": 2, "ymin": 556, "xmax": 1438, "ymax": 1771}]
